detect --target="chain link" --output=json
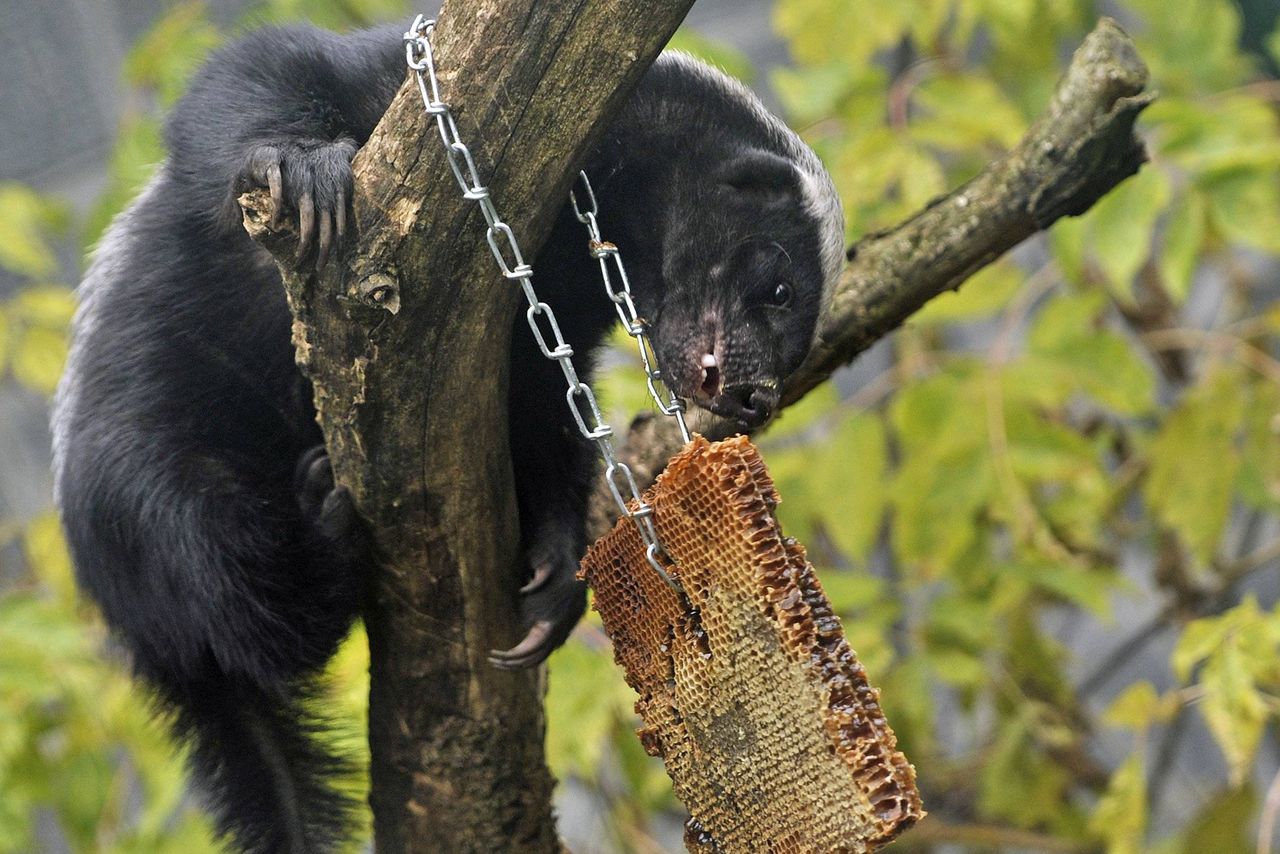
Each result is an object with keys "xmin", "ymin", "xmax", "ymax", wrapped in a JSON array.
[
  {"xmin": 404, "ymin": 15, "xmax": 691, "ymax": 588},
  {"xmin": 569, "ymin": 175, "xmax": 693, "ymax": 435}
]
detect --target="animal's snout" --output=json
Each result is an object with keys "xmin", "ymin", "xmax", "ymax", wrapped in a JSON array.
[{"xmin": 715, "ymin": 383, "xmax": 776, "ymax": 428}]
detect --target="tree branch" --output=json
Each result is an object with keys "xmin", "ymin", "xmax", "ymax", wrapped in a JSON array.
[
  {"xmin": 590, "ymin": 18, "xmax": 1154, "ymax": 538},
  {"xmin": 243, "ymin": 0, "xmax": 693, "ymax": 849}
]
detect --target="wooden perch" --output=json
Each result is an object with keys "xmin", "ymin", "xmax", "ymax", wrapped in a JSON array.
[
  {"xmin": 589, "ymin": 17, "xmax": 1153, "ymax": 538},
  {"xmin": 242, "ymin": 0, "xmax": 693, "ymax": 849}
]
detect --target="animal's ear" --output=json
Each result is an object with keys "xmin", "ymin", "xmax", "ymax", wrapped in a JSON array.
[{"xmin": 715, "ymin": 148, "xmax": 800, "ymax": 205}]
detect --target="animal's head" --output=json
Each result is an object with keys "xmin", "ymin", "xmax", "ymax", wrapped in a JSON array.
[{"xmin": 617, "ymin": 53, "xmax": 845, "ymax": 430}]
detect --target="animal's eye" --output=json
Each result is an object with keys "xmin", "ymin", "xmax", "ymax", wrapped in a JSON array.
[{"xmin": 770, "ymin": 282, "xmax": 793, "ymax": 307}]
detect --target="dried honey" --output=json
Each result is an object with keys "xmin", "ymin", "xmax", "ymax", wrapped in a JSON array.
[{"xmin": 580, "ymin": 435, "xmax": 924, "ymax": 852}]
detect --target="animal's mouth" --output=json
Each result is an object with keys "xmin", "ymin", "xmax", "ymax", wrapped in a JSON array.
[
  {"xmin": 698, "ymin": 352, "xmax": 724, "ymax": 400},
  {"xmin": 687, "ymin": 355, "xmax": 776, "ymax": 430}
]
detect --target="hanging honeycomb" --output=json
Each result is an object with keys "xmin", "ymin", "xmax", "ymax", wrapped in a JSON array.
[{"xmin": 580, "ymin": 435, "xmax": 924, "ymax": 853}]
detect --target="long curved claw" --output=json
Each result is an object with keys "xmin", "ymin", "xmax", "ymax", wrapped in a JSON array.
[
  {"xmin": 489, "ymin": 620, "xmax": 555, "ymax": 670},
  {"xmin": 317, "ymin": 209, "xmax": 333, "ymax": 269},
  {"xmin": 519, "ymin": 562, "xmax": 555, "ymax": 595},
  {"xmin": 335, "ymin": 189, "xmax": 348, "ymax": 241},
  {"xmin": 267, "ymin": 162, "xmax": 284, "ymax": 228},
  {"xmin": 297, "ymin": 192, "xmax": 316, "ymax": 262}
]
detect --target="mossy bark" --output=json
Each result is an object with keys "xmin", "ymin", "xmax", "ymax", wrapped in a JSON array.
[{"xmin": 243, "ymin": 0, "xmax": 694, "ymax": 849}]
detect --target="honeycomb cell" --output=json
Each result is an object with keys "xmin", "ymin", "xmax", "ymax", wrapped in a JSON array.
[{"xmin": 580, "ymin": 435, "xmax": 925, "ymax": 852}]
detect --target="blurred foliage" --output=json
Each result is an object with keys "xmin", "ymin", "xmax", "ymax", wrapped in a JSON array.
[
  {"xmin": 597, "ymin": 0, "xmax": 1280, "ymax": 850},
  {"xmin": 3, "ymin": 0, "xmax": 1280, "ymax": 851}
]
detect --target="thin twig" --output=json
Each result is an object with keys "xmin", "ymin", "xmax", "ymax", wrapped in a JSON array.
[{"xmin": 1139, "ymin": 328, "xmax": 1280, "ymax": 385}]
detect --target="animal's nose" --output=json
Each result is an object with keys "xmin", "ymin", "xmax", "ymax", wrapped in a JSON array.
[{"xmin": 718, "ymin": 383, "xmax": 775, "ymax": 428}]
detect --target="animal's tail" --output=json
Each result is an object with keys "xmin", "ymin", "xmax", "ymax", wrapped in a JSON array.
[{"xmin": 156, "ymin": 675, "xmax": 359, "ymax": 853}]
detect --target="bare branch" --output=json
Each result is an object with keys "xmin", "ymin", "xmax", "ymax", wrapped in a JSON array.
[{"xmin": 787, "ymin": 17, "xmax": 1152, "ymax": 405}]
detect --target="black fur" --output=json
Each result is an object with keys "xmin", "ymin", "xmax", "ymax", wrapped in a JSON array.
[{"xmin": 52, "ymin": 22, "xmax": 842, "ymax": 853}]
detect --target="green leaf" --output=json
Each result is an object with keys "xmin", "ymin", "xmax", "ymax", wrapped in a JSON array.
[
  {"xmin": 912, "ymin": 260, "xmax": 1025, "ymax": 325},
  {"xmin": 835, "ymin": 129, "xmax": 946, "ymax": 229},
  {"xmin": 889, "ymin": 372, "xmax": 994, "ymax": 577},
  {"xmin": 928, "ymin": 647, "xmax": 989, "ymax": 689},
  {"xmin": 978, "ymin": 717, "xmax": 1075, "ymax": 830},
  {"xmin": 0, "ymin": 305, "xmax": 9, "ymax": 378},
  {"xmin": 596, "ymin": 338, "xmax": 663, "ymax": 426},
  {"xmin": 544, "ymin": 626, "xmax": 637, "ymax": 783},
  {"xmin": 1049, "ymin": 215, "xmax": 1088, "ymax": 287},
  {"xmin": 1085, "ymin": 166, "xmax": 1172, "ymax": 299},
  {"xmin": 10, "ymin": 325, "xmax": 68, "ymax": 397},
  {"xmin": 772, "ymin": 63, "xmax": 848, "ymax": 127},
  {"xmin": 10, "ymin": 285, "xmax": 75, "ymax": 328},
  {"xmin": 764, "ymin": 382, "xmax": 838, "ymax": 443},
  {"xmin": 768, "ymin": 404, "xmax": 886, "ymax": 565},
  {"xmin": 1172, "ymin": 599, "xmax": 1250, "ymax": 683},
  {"xmin": 1200, "ymin": 639, "xmax": 1266, "ymax": 786},
  {"xmin": 1158, "ymin": 189, "xmax": 1206, "ymax": 305},
  {"xmin": 1026, "ymin": 291, "xmax": 1156, "ymax": 416},
  {"xmin": 817, "ymin": 412, "xmax": 888, "ymax": 561},
  {"xmin": 1103, "ymin": 681, "xmax": 1176, "ymax": 731},
  {"xmin": 1150, "ymin": 95, "xmax": 1280, "ymax": 174},
  {"xmin": 23, "ymin": 513, "xmax": 75, "ymax": 606},
  {"xmin": 1201, "ymin": 168, "xmax": 1280, "ymax": 254},
  {"xmin": 998, "ymin": 561, "xmax": 1112, "ymax": 619},
  {"xmin": 0, "ymin": 184, "xmax": 68, "ymax": 279},
  {"xmin": 83, "ymin": 117, "xmax": 165, "ymax": 252},
  {"xmin": 911, "ymin": 74, "xmax": 1026, "ymax": 151},
  {"xmin": 123, "ymin": 2, "xmax": 222, "ymax": 107},
  {"xmin": 773, "ymin": 0, "xmax": 909, "ymax": 66},
  {"xmin": 1089, "ymin": 753, "xmax": 1147, "ymax": 854},
  {"xmin": 1238, "ymin": 379, "xmax": 1280, "ymax": 510},
  {"xmin": 1128, "ymin": 0, "xmax": 1250, "ymax": 94},
  {"xmin": 1144, "ymin": 368, "xmax": 1247, "ymax": 566},
  {"xmin": 1172, "ymin": 598, "xmax": 1280, "ymax": 785},
  {"xmin": 1176, "ymin": 786, "xmax": 1256, "ymax": 854}
]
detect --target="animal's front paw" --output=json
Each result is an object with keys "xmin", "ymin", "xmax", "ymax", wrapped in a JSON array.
[
  {"xmin": 489, "ymin": 550, "xmax": 587, "ymax": 671},
  {"xmin": 235, "ymin": 139, "xmax": 357, "ymax": 269}
]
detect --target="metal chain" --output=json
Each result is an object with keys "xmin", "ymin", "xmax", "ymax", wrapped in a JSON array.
[
  {"xmin": 403, "ymin": 15, "xmax": 689, "ymax": 588},
  {"xmin": 569, "ymin": 175, "xmax": 692, "ymax": 445}
]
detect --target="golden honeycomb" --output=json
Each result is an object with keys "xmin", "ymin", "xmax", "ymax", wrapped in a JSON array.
[{"xmin": 580, "ymin": 435, "xmax": 924, "ymax": 853}]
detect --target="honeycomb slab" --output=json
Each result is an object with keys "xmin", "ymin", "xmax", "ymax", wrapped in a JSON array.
[{"xmin": 580, "ymin": 435, "xmax": 923, "ymax": 853}]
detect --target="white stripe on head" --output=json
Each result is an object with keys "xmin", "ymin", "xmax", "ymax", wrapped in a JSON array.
[{"xmin": 658, "ymin": 53, "xmax": 845, "ymax": 319}]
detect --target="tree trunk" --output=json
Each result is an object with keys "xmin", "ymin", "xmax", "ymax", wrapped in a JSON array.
[{"xmin": 243, "ymin": 1, "xmax": 694, "ymax": 850}]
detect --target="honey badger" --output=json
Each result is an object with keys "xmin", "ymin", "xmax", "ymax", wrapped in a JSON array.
[{"xmin": 51, "ymin": 22, "xmax": 844, "ymax": 853}]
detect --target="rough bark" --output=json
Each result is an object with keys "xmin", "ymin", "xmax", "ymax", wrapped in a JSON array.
[
  {"xmin": 589, "ymin": 17, "xmax": 1154, "ymax": 538},
  {"xmin": 239, "ymin": 7, "xmax": 1150, "ymax": 850},
  {"xmin": 242, "ymin": 0, "xmax": 693, "ymax": 850}
]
